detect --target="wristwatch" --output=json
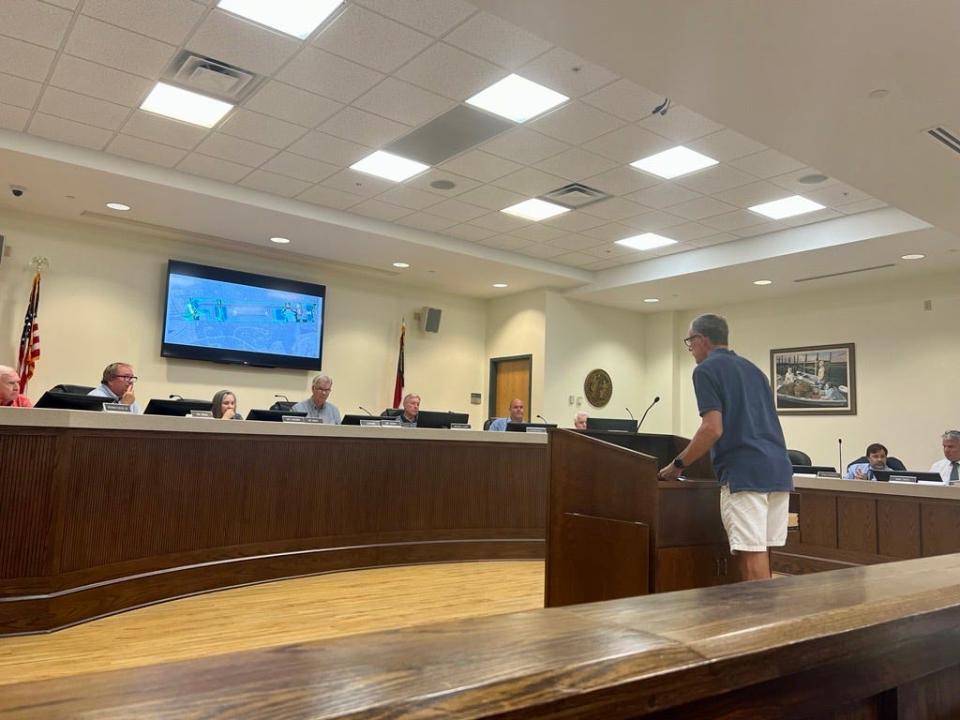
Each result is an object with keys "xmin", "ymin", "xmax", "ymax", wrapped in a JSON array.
[{"xmin": 672, "ymin": 456, "xmax": 686, "ymax": 469}]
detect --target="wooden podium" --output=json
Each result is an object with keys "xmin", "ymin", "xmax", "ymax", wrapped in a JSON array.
[{"xmin": 546, "ymin": 429, "xmax": 738, "ymax": 607}]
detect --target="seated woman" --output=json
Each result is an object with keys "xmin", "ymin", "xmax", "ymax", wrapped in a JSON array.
[
  {"xmin": 211, "ymin": 389, "xmax": 243, "ymax": 420},
  {"xmin": 845, "ymin": 443, "xmax": 891, "ymax": 480}
]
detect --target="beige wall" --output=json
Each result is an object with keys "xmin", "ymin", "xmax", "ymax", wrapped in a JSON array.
[
  {"xmin": 0, "ymin": 208, "xmax": 486, "ymax": 423},
  {"xmin": 484, "ymin": 289, "xmax": 545, "ymax": 419}
]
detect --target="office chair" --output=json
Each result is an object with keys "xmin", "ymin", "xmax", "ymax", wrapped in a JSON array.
[
  {"xmin": 847, "ymin": 456, "xmax": 907, "ymax": 472},
  {"xmin": 787, "ymin": 449, "xmax": 812, "ymax": 466},
  {"xmin": 49, "ymin": 383, "xmax": 96, "ymax": 395},
  {"xmin": 483, "ymin": 418, "xmax": 496, "ymax": 431}
]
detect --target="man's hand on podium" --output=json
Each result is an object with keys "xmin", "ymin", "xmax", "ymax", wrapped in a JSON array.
[{"xmin": 657, "ymin": 463, "xmax": 681, "ymax": 481}]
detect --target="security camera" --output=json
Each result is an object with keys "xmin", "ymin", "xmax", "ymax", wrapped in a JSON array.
[{"xmin": 10, "ymin": 185, "xmax": 25, "ymax": 198}]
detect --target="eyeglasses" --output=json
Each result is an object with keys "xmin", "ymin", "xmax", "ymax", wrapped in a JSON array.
[
  {"xmin": 114, "ymin": 374, "xmax": 138, "ymax": 381},
  {"xmin": 683, "ymin": 334, "xmax": 702, "ymax": 348}
]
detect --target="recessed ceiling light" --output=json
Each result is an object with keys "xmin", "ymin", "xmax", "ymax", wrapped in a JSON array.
[
  {"xmin": 105, "ymin": 202, "xmax": 131, "ymax": 211},
  {"xmin": 501, "ymin": 198, "xmax": 569, "ymax": 222},
  {"xmin": 492, "ymin": 283, "xmax": 509, "ymax": 288},
  {"xmin": 392, "ymin": 261, "xmax": 410, "ymax": 268},
  {"xmin": 901, "ymin": 253, "xmax": 925, "ymax": 260},
  {"xmin": 140, "ymin": 82, "xmax": 233, "ymax": 128},
  {"xmin": 643, "ymin": 298, "xmax": 660, "ymax": 303},
  {"xmin": 270, "ymin": 237, "xmax": 290, "ymax": 244},
  {"xmin": 466, "ymin": 74, "xmax": 568, "ymax": 123},
  {"xmin": 749, "ymin": 195, "xmax": 826, "ymax": 219},
  {"xmin": 350, "ymin": 150, "xmax": 429, "ymax": 182},
  {"xmin": 630, "ymin": 145, "xmax": 718, "ymax": 179},
  {"xmin": 217, "ymin": 0, "xmax": 343, "ymax": 39},
  {"xmin": 753, "ymin": 279, "xmax": 773, "ymax": 286},
  {"xmin": 615, "ymin": 233, "xmax": 677, "ymax": 251}
]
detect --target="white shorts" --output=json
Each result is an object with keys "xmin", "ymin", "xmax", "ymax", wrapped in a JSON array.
[{"xmin": 719, "ymin": 485, "xmax": 790, "ymax": 553}]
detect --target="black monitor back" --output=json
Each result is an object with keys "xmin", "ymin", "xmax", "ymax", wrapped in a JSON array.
[
  {"xmin": 792, "ymin": 465, "xmax": 838, "ymax": 474},
  {"xmin": 586, "ymin": 417, "xmax": 638, "ymax": 433},
  {"xmin": 381, "ymin": 408, "xmax": 402, "ymax": 418},
  {"xmin": 35, "ymin": 391, "xmax": 107, "ymax": 412},
  {"xmin": 873, "ymin": 470, "xmax": 943, "ymax": 483},
  {"xmin": 145, "ymin": 398, "xmax": 213, "ymax": 416},
  {"xmin": 506, "ymin": 422, "xmax": 556, "ymax": 432},
  {"xmin": 416, "ymin": 410, "xmax": 468, "ymax": 429},
  {"xmin": 246, "ymin": 409, "xmax": 307, "ymax": 422}
]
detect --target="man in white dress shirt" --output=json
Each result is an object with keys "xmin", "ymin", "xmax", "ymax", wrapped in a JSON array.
[{"xmin": 931, "ymin": 430, "xmax": 960, "ymax": 485}]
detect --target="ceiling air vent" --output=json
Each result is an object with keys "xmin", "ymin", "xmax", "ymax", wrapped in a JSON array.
[
  {"xmin": 793, "ymin": 264, "xmax": 895, "ymax": 283},
  {"xmin": 539, "ymin": 183, "xmax": 612, "ymax": 210},
  {"xmin": 162, "ymin": 51, "xmax": 263, "ymax": 103},
  {"xmin": 928, "ymin": 127, "xmax": 960, "ymax": 155}
]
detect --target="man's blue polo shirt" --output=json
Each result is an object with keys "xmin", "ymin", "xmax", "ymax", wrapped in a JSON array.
[{"xmin": 692, "ymin": 348, "xmax": 793, "ymax": 493}]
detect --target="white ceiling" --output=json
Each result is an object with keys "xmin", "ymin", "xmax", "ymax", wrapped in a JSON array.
[{"xmin": 0, "ymin": 0, "xmax": 955, "ymax": 306}]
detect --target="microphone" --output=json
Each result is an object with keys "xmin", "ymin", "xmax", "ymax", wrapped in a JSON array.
[
  {"xmin": 838, "ymin": 438, "xmax": 843, "ymax": 471},
  {"xmin": 359, "ymin": 405, "xmax": 375, "ymax": 416},
  {"xmin": 536, "ymin": 414, "xmax": 549, "ymax": 423},
  {"xmin": 274, "ymin": 394, "xmax": 289, "ymax": 402},
  {"xmin": 637, "ymin": 396, "xmax": 660, "ymax": 431},
  {"xmin": 625, "ymin": 407, "xmax": 635, "ymax": 420},
  {"xmin": 169, "ymin": 394, "xmax": 183, "ymax": 400}
]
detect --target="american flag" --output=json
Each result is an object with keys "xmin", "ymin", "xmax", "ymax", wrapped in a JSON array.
[
  {"xmin": 17, "ymin": 272, "xmax": 41, "ymax": 393},
  {"xmin": 392, "ymin": 319, "xmax": 405, "ymax": 408}
]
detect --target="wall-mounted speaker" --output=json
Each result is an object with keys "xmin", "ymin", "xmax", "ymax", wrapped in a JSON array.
[{"xmin": 420, "ymin": 306, "xmax": 442, "ymax": 333}]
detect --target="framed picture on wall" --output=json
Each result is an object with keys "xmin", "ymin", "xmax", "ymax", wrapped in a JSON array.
[{"xmin": 770, "ymin": 343, "xmax": 856, "ymax": 415}]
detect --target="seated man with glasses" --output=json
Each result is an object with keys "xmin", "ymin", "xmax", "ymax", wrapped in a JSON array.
[{"xmin": 88, "ymin": 362, "xmax": 142, "ymax": 413}]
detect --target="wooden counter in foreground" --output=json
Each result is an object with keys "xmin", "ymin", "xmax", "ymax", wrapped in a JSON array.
[
  {"xmin": 5, "ymin": 553, "xmax": 960, "ymax": 719},
  {"xmin": 0, "ymin": 408, "xmax": 548, "ymax": 635}
]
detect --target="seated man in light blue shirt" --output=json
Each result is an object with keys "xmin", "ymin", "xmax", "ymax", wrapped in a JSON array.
[
  {"xmin": 88, "ymin": 362, "xmax": 142, "ymax": 413},
  {"xmin": 291, "ymin": 373, "xmax": 341, "ymax": 424},
  {"xmin": 845, "ymin": 442, "xmax": 891, "ymax": 480},
  {"xmin": 488, "ymin": 398, "xmax": 525, "ymax": 431}
]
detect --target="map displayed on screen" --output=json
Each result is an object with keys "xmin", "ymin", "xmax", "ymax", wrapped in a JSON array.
[{"xmin": 163, "ymin": 273, "xmax": 323, "ymax": 359}]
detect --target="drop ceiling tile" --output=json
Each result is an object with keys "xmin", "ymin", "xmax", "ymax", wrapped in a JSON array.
[
  {"xmin": 28, "ymin": 113, "xmax": 112, "ymax": 150},
  {"xmin": 287, "ymin": 131, "xmax": 370, "ymax": 166},
  {"xmin": 0, "ymin": 103, "xmax": 30, "ymax": 132},
  {"xmin": 297, "ymin": 184, "xmax": 365, "ymax": 210},
  {"xmin": 509, "ymin": 223, "xmax": 568, "ymax": 242},
  {"xmin": 533, "ymin": 147, "xmax": 617, "ymax": 181},
  {"xmin": 657, "ymin": 222, "xmax": 719, "ymax": 242},
  {"xmin": 552, "ymin": 250, "xmax": 599, "ymax": 267},
  {"xmin": 519, "ymin": 47, "xmax": 617, "ymax": 98},
  {"xmin": 480, "ymin": 235, "xmax": 534, "ymax": 251},
  {"xmin": 444, "ymin": 12, "xmax": 551, "ymax": 70},
  {"xmin": 548, "ymin": 233, "xmax": 608, "ymax": 251},
  {"xmin": 621, "ymin": 210, "xmax": 685, "ymax": 232},
  {"xmin": 278, "ymin": 46, "xmax": 384, "ymax": 103},
  {"xmin": 65, "ymin": 16, "xmax": 176, "ymax": 79},
  {"xmin": 0, "ymin": 35, "xmax": 57, "ymax": 82},
  {"xmin": 313, "ymin": 4, "xmax": 433, "ymax": 73},
  {"xmin": 395, "ymin": 212, "xmax": 457, "ymax": 232},
  {"xmin": 517, "ymin": 243, "xmax": 568, "ymax": 259},
  {"xmin": 769, "ymin": 167, "xmax": 839, "ymax": 194},
  {"xmin": 177, "ymin": 153, "xmax": 251, "ymax": 183},
  {"xmin": 188, "ymin": 9, "xmax": 301, "ymax": 76},
  {"xmin": 37, "ymin": 87, "xmax": 130, "ymax": 130},
  {"xmin": 44, "ymin": 0, "xmax": 78, "ymax": 7},
  {"xmin": 728, "ymin": 148, "xmax": 805, "ymax": 178},
  {"xmin": 583, "ymin": 242, "xmax": 642, "ymax": 259},
  {"xmin": 583, "ymin": 257, "xmax": 629, "ymax": 270},
  {"xmin": 541, "ymin": 210, "xmax": 606, "ymax": 232},
  {"xmin": 121, "ymin": 110, "xmax": 208, "ymax": 150},
  {"xmin": 195, "ymin": 133, "xmax": 277, "ymax": 167},
  {"xmin": 351, "ymin": 198, "xmax": 413, "ymax": 221},
  {"xmin": 689, "ymin": 232, "xmax": 738, "ymax": 247},
  {"xmin": 674, "ymin": 164, "xmax": 756, "ymax": 194},
  {"xmin": 650, "ymin": 241, "xmax": 697, "ymax": 257},
  {"xmin": 781, "ymin": 207, "xmax": 844, "ymax": 226},
  {"xmin": 626, "ymin": 182, "xmax": 702, "ymax": 209},
  {"xmin": 528, "ymin": 102, "xmax": 624, "ymax": 145},
  {"xmin": 323, "ymin": 168, "xmax": 397, "ymax": 197},
  {"xmin": 700, "ymin": 209, "xmax": 768, "ymax": 232},
  {"xmin": 581, "ymin": 223, "xmax": 634, "ymax": 242},
  {"xmin": 407, "ymin": 169, "xmax": 481, "ymax": 197},
  {"xmin": 732, "ymin": 221, "xmax": 788, "ymax": 238},
  {"xmin": 583, "ymin": 125, "xmax": 673, "ymax": 163},
  {"xmin": 578, "ymin": 197, "xmax": 647, "ymax": 221},
  {"xmin": 455, "ymin": 185, "xmax": 526, "ymax": 211},
  {"xmin": 424, "ymin": 198, "xmax": 487, "ymax": 222},
  {"xmin": 353, "ymin": 78, "xmax": 455, "ymax": 127},
  {"xmin": 82, "ymin": 0, "xmax": 205, "ymax": 45},
  {"xmin": 468, "ymin": 211, "xmax": 528, "ymax": 233},
  {"xmin": 244, "ymin": 82, "xmax": 342, "ymax": 128},
  {"xmin": 105, "ymin": 134, "xmax": 185, "ymax": 167},
  {"xmin": 238, "ymin": 169, "xmax": 311, "ymax": 197},
  {"xmin": 376, "ymin": 185, "xmax": 443, "ymax": 211},
  {"xmin": 3, "ymin": 0, "xmax": 72, "ymax": 49},
  {"xmin": 686, "ymin": 128, "xmax": 767, "ymax": 162},
  {"xmin": 711, "ymin": 180, "xmax": 790, "ymax": 208},
  {"xmin": 584, "ymin": 165, "xmax": 660, "ymax": 195},
  {"xmin": 216, "ymin": 109, "xmax": 307, "ymax": 149},
  {"xmin": 492, "ymin": 167, "xmax": 567, "ymax": 196},
  {"xmin": 320, "ymin": 106, "xmax": 410, "ymax": 147},
  {"xmin": 480, "ymin": 127, "xmax": 568, "ymax": 165},
  {"xmin": 667, "ymin": 196, "xmax": 739, "ymax": 221},
  {"xmin": 639, "ymin": 105, "xmax": 723, "ymax": 143},
  {"xmin": 803, "ymin": 183, "xmax": 872, "ymax": 208},
  {"xmin": 395, "ymin": 42, "xmax": 504, "ymax": 101},
  {"xmin": 261, "ymin": 152, "xmax": 339, "ymax": 183},
  {"xmin": 0, "ymin": 72, "xmax": 42, "ymax": 109},
  {"xmin": 438, "ymin": 150, "xmax": 522, "ymax": 183},
  {"xmin": 353, "ymin": 0, "xmax": 476, "ymax": 38},
  {"xmin": 50, "ymin": 55, "xmax": 152, "ymax": 106},
  {"xmin": 838, "ymin": 198, "xmax": 887, "ymax": 215},
  {"xmin": 581, "ymin": 78, "xmax": 664, "ymax": 122},
  {"xmin": 445, "ymin": 223, "xmax": 497, "ymax": 241}
]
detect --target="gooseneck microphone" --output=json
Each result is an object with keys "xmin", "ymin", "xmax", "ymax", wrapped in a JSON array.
[
  {"xmin": 536, "ymin": 414, "xmax": 549, "ymax": 423},
  {"xmin": 838, "ymin": 438, "xmax": 843, "ymax": 471},
  {"xmin": 625, "ymin": 407, "xmax": 635, "ymax": 420},
  {"xmin": 359, "ymin": 406, "xmax": 375, "ymax": 416},
  {"xmin": 274, "ymin": 394, "xmax": 289, "ymax": 402},
  {"xmin": 169, "ymin": 394, "xmax": 183, "ymax": 400},
  {"xmin": 637, "ymin": 396, "xmax": 660, "ymax": 430}
]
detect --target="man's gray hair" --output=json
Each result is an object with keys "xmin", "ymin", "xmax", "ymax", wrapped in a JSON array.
[
  {"xmin": 0, "ymin": 365, "xmax": 15, "ymax": 377},
  {"xmin": 943, "ymin": 430, "xmax": 960, "ymax": 442},
  {"xmin": 691, "ymin": 313, "xmax": 729, "ymax": 345},
  {"xmin": 101, "ymin": 362, "xmax": 132, "ymax": 383},
  {"xmin": 402, "ymin": 393, "xmax": 420, "ymax": 403},
  {"xmin": 311, "ymin": 374, "xmax": 333, "ymax": 389}
]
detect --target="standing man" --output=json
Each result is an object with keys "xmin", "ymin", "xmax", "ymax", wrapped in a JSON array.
[
  {"xmin": 488, "ymin": 398, "xmax": 525, "ymax": 431},
  {"xmin": 0, "ymin": 365, "xmax": 32, "ymax": 407},
  {"xmin": 656, "ymin": 314, "xmax": 793, "ymax": 581},
  {"xmin": 292, "ymin": 374, "xmax": 341, "ymax": 424},
  {"xmin": 88, "ymin": 362, "xmax": 141, "ymax": 413},
  {"xmin": 931, "ymin": 430, "xmax": 960, "ymax": 484},
  {"xmin": 399, "ymin": 393, "xmax": 420, "ymax": 426}
]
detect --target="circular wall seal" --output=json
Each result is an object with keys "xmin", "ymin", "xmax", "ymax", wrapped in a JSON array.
[{"xmin": 583, "ymin": 369, "xmax": 612, "ymax": 408}]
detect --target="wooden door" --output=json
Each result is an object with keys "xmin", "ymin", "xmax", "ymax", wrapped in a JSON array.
[{"xmin": 490, "ymin": 356, "xmax": 531, "ymax": 421}]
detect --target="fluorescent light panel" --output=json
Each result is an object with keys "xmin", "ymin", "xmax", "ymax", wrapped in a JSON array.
[
  {"xmin": 466, "ymin": 74, "xmax": 568, "ymax": 123},
  {"xmin": 615, "ymin": 233, "xmax": 677, "ymax": 251},
  {"xmin": 140, "ymin": 82, "xmax": 233, "ymax": 128},
  {"xmin": 217, "ymin": 0, "xmax": 343, "ymax": 39},
  {"xmin": 350, "ymin": 151, "xmax": 429, "ymax": 182},
  {"xmin": 749, "ymin": 195, "xmax": 825, "ymax": 219},
  {"xmin": 501, "ymin": 198, "xmax": 569, "ymax": 221},
  {"xmin": 630, "ymin": 145, "xmax": 718, "ymax": 179}
]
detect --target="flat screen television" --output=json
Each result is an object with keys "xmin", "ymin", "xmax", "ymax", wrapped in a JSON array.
[{"xmin": 161, "ymin": 260, "xmax": 326, "ymax": 370}]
